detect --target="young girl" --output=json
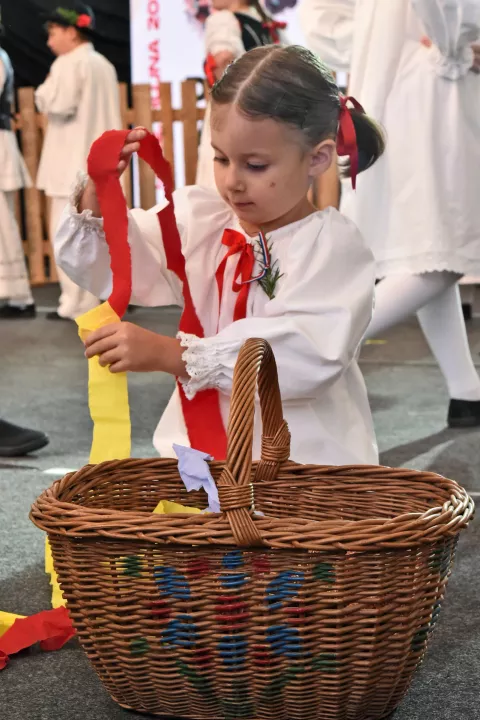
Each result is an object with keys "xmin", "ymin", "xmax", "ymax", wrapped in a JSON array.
[
  {"xmin": 197, "ymin": 0, "xmax": 287, "ymax": 189},
  {"xmin": 55, "ymin": 45, "xmax": 384, "ymax": 465},
  {"xmin": 301, "ymin": 0, "xmax": 480, "ymax": 427}
]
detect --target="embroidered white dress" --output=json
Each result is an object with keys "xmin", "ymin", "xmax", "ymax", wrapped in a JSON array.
[
  {"xmin": 300, "ymin": 0, "xmax": 480, "ymax": 277},
  {"xmin": 0, "ymin": 51, "xmax": 33, "ymax": 303},
  {"xmin": 55, "ymin": 185, "xmax": 377, "ymax": 465}
]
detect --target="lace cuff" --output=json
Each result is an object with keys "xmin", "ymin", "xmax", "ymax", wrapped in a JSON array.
[
  {"xmin": 428, "ymin": 45, "xmax": 474, "ymax": 80},
  {"xmin": 178, "ymin": 332, "xmax": 227, "ymax": 400},
  {"xmin": 68, "ymin": 172, "xmax": 105, "ymax": 233}
]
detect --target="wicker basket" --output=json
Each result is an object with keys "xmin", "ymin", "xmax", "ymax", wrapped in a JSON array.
[{"xmin": 31, "ymin": 338, "xmax": 473, "ymax": 720}]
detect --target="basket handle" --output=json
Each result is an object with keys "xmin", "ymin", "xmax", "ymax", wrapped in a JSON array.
[{"xmin": 217, "ymin": 338, "xmax": 291, "ymax": 547}]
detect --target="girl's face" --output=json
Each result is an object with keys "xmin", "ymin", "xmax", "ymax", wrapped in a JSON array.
[{"xmin": 211, "ymin": 103, "xmax": 333, "ymax": 231}]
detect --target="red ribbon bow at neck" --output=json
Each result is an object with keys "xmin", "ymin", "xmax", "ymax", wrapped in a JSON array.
[
  {"xmin": 215, "ymin": 229, "xmax": 255, "ymax": 323},
  {"xmin": 336, "ymin": 95, "xmax": 365, "ymax": 191}
]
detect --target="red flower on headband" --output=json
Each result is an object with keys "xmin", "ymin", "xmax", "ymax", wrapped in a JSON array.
[{"xmin": 76, "ymin": 14, "xmax": 92, "ymax": 28}]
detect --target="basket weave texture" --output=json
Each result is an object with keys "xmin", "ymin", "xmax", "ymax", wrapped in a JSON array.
[{"xmin": 30, "ymin": 339, "xmax": 474, "ymax": 720}]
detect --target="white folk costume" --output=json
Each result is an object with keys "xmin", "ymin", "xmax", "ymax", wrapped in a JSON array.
[
  {"xmin": 35, "ymin": 42, "xmax": 121, "ymax": 318},
  {"xmin": 196, "ymin": 8, "xmax": 286, "ymax": 190},
  {"xmin": 300, "ymin": 0, "xmax": 480, "ymax": 278},
  {"xmin": 0, "ymin": 49, "xmax": 33, "ymax": 307},
  {"xmin": 55, "ymin": 183, "xmax": 378, "ymax": 465}
]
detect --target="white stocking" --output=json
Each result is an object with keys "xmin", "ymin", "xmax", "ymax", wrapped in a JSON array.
[
  {"xmin": 366, "ymin": 272, "xmax": 480, "ymax": 401},
  {"xmin": 417, "ymin": 283, "xmax": 480, "ymax": 401}
]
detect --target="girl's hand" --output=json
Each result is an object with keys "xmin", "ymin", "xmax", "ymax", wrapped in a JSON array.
[
  {"xmin": 84, "ymin": 322, "xmax": 187, "ymax": 377},
  {"xmin": 78, "ymin": 127, "xmax": 149, "ymax": 217},
  {"xmin": 116, "ymin": 127, "xmax": 148, "ymax": 175}
]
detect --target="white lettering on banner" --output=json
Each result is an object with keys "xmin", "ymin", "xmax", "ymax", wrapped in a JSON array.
[
  {"xmin": 147, "ymin": 0, "xmax": 161, "ymax": 113},
  {"xmin": 130, "ymin": 0, "xmax": 164, "ymax": 201}
]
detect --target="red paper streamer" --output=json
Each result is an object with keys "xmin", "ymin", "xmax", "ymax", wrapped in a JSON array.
[{"xmin": 0, "ymin": 607, "xmax": 75, "ymax": 670}]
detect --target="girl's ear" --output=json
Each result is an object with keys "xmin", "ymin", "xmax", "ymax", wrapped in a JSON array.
[{"xmin": 308, "ymin": 140, "xmax": 335, "ymax": 179}]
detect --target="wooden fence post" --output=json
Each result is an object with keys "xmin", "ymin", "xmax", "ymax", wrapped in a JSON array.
[
  {"xmin": 181, "ymin": 80, "xmax": 200, "ymax": 186},
  {"xmin": 159, "ymin": 82, "xmax": 175, "ymax": 186},
  {"xmin": 119, "ymin": 82, "xmax": 133, "ymax": 208},
  {"xmin": 132, "ymin": 84, "xmax": 156, "ymax": 210},
  {"xmin": 17, "ymin": 87, "xmax": 46, "ymax": 284}
]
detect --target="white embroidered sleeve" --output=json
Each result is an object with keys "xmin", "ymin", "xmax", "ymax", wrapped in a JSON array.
[
  {"xmin": 54, "ymin": 177, "xmax": 183, "ymax": 307},
  {"xmin": 178, "ymin": 210, "xmax": 375, "ymax": 403},
  {"xmin": 413, "ymin": 0, "xmax": 480, "ymax": 79},
  {"xmin": 204, "ymin": 11, "xmax": 244, "ymax": 57},
  {"xmin": 299, "ymin": 0, "xmax": 355, "ymax": 73}
]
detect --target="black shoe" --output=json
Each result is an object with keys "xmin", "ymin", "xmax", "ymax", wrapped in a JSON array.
[
  {"xmin": 0, "ymin": 304, "xmax": 36, "ymax": 319},
  {"xmin": 448, "ymin": 399, "xmax": 480, "ymax": 428},
  {"xmin": 462, "ymin": 303, "xmax": 473, "ymax": 322},
  {"xmin": 46, "ymin": 311, "xmax": 72, "ymax": 321},
  {"xmin": 0, "ymin": 419, "xmax": 49, "ymax": 457}
]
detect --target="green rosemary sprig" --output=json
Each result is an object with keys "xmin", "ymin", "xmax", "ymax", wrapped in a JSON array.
[{"xmin": 253, "ymin": 237, "xmax": 283, "ymax": 300}]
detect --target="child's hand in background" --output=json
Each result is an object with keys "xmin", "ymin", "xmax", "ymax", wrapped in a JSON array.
[{"xmin": 84, "ymin": 322, "xmax": 187, "ymax": 377}]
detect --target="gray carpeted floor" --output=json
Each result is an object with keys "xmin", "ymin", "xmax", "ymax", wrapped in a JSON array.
[{"xmin": 1, "ymin": 285, "xmax": 479, "ymax": 720}]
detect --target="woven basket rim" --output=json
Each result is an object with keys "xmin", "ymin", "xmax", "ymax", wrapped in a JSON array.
[{"xmin": 30, "ymin": 459, "xmax": 474, "ymax": 552}]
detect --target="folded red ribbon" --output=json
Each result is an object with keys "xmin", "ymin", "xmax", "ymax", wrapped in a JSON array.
[
  {"xmin": 336, "ymin": 95, "xmax": 365, "ymax": 191},
  {"xmin": 0, "ymin": 607, "xmax": 75, "ymax": 670}
]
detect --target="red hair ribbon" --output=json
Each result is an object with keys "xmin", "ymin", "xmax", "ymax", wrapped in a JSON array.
[
  {"xmin": 262, "ymin": 19, "xmax": 287, "ymax": 44},
  {"xmin": 336, "ymin": 95, "xmax": 365, "ymax": 191},
  {"xmin": 88, "ymin": 130, "xmax": 229, "ymax": 459},
  {"xmin": 204, "ymin": 53, "xmax": 217, "ymax": 88}
]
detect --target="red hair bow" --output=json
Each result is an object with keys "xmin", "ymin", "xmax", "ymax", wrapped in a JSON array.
[
  {"xmin": 262, "ymin": 20, "xmax": 287, "ymax": 44},
  {"xmin": 336, "ymin": 95, "xmax": 365, "ymax": 190}
]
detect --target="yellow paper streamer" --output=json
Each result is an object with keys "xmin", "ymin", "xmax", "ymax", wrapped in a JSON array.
[
  {"xmin": 153, "ymin": 500, "xmax": 202, "ymax": 515},
  {"xmin": 45, "ymin": 537, "xmax": 65, "ymax": 608},
  {"xmin": 76, "ymin": 301, "xmax": 131, "ymax": 464}
]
